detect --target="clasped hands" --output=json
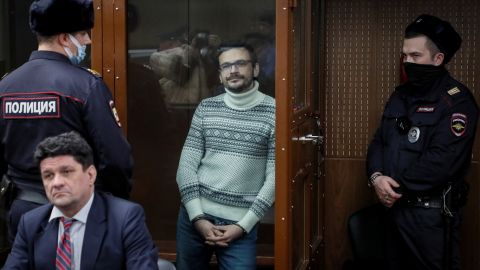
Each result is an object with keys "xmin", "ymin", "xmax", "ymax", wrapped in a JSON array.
[
  {"xmin": 372, "ymin": 175, "xmax": 402, "ymax": 208},
  {"xmin": 193, "ymin": 219, "xmax": 244, "ymax": 247}
]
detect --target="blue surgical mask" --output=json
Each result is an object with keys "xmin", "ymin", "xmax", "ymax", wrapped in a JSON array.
[{"xmin": 63, "ymin": 34, "xmax": 87, "ymax": 65}]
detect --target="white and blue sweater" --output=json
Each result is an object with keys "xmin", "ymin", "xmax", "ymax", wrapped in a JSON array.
[{"xmin": 176, "ymin": 81, "xmax": 275, "ymax": 232}]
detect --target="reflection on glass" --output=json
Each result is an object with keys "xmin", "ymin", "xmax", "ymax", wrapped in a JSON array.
[
  {"xmin": 126, "ymin": 0, "xmax": 275, "ymax": 257},
  {"xmin": 149, "ymin": 30, "xmax": 220, "ymax": 108}
]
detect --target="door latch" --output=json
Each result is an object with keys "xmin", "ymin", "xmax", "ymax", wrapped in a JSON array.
[{"xmin": 293, "ymin": 134, "xmax": 323, "ymax": 145}]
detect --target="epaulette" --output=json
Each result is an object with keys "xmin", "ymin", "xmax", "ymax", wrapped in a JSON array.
[
  {"xmin": 442, "ymin": 86, "xmax": 469, "ymax": 108},
  {"xmin": 447, "ymin": 86, "xmax": 461, "ymax": 96},
  {"xmin": 84, "ymin": 68, "xmax": 102, "ymax": 78}
]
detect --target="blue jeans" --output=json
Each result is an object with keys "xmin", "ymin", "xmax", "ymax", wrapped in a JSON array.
[{"xmin": 176, "ymin": 206, "xmax": 258, "ymax": 270}]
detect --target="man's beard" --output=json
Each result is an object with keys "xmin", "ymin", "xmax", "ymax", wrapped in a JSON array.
[{"xmin": 225, "ymin": 74, "xmax": 254, "ymax": 93}]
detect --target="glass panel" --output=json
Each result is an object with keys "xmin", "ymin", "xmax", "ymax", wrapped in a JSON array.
[
  {"xmin": 292, "ymin": 128, "xmax": 306, "ymax": 269},
  {"xmin": 293, "ymin": 0, "xmax": 307, "ymax": 111},
  {"xmin": 126, "ymin": 0, "xmax": 275, "ymax": 254},
  {"xmin": 310, "ymin": 0, "xmax": 323, "ymax": 257}
]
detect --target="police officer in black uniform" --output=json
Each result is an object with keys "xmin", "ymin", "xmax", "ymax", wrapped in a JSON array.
[
  {"xmin": 367, "ymin": 15, "xmax": 478, "ymax": 270},
  {"xmin": 0, "ymin": 0, "xmax": 133, "ymax": 242}
]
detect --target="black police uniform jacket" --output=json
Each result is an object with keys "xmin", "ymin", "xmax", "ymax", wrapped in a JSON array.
[
  {"xmin": 0, "ymin": 51, "xmax": 133, "ymax": 198},
  {"xmin": 367, "ymin": 71, "xmax": 478, "ymax": 196}
]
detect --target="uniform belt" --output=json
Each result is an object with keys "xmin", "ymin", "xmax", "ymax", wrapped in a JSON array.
[
  {"xmin": 404, "ymin": 196, "xmax": 443, "ymax": 209},
  {"xmin": 16, "ymin": 189, "xmax": 49, "ymax": 205}
]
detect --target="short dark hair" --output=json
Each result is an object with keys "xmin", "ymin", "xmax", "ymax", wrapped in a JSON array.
[
  {"xmin": 34, "ymin": 131, "xmax": 94, "ymax": 170},
  {"xmin": 36, "ymin": 34, "xmax": 57, "ymax": 44},
  {"xmin": 405, "ymin": 32, "xmax": 441, "ymax": 61},
  {"xmin": 216, "ymin": 41, "xmax": 258, "ymax": 68}
]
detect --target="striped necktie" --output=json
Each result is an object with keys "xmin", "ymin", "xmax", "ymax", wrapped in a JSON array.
[{"xmin": 56, "ymin": 217, "xmax": 74, "ymax": 270}]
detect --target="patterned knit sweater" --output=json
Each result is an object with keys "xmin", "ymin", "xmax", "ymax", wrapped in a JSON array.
[{"xmin": 177, "ymin": 81, "xmax": 275, "ymax": 232}]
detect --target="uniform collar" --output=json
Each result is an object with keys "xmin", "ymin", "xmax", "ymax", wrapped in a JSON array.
[{"xmin": 29, "ymin": 50, "xmax": 71, "ymax": 64}]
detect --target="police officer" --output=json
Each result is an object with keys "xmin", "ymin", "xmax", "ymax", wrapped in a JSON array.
[
  {"xmin": 0, "ymin": 0, "xmax": 133, "ymax": 242},
  {"xmin": 367, "ymin": 15, "xmax": 478, "ymax": 270}
]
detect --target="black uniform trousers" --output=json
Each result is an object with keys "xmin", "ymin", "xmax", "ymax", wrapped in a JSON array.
[
  {"xmin": 7, "ymin": 199, "xmax": 42, "ymax": 243},
  {"xmin": 385, "ymin": 204, "xmax": 461, "ymax": 270}
]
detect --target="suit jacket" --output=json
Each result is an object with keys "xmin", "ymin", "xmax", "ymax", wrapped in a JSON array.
[{"xmin": 3, "ymin": 192, "xmax": 158, "ymax": 270}]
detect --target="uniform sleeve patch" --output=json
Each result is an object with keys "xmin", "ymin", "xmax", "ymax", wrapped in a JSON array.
[
  {"xmin": 2, "ymin": 96, "xmax": 60, "ymax": 119},
  {"xmin": 451, "ymin": 113, "xmax": 467, "ymax": 137},
  {"xmin": 109, "ymin": 100, "xmax": 122, "ymax": 127},
  {"xmin": 447, "ymin": 87, "xmax": 461, "ymax": 96}
]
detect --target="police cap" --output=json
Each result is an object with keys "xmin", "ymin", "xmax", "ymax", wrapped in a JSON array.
[
  {"xmin": 405, "ymin": 14, "xmax": 462, "ymax": 64},
  {"xmin": 29, "ymin": 0, "xmax": 94, "ymax": 36}
]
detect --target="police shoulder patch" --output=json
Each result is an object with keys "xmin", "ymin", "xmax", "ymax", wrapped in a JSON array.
[
  {"xmin": 451, "ymin": 113, "xmax": 467, "ymax": 137},
  {"xmin": 109, "ymin": 100, "xmax": 122, "ymax": 127},
  {"xmin": 447, "ymin": 87, "xmax": 461, "ymax": 96}
]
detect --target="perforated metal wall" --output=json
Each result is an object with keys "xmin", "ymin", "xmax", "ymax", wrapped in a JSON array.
[{"xmin": 324, "ymin": 0, "xmax": 479, "ymax": 159}]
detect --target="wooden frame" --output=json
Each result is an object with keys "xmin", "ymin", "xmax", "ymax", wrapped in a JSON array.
[
  {"xmin": 274, "ymin": 0, "xmax": 293, "ymax": 269},
  {"xmin": 91, "ymin": 0, "xmax": 128, "ymax": 133}
]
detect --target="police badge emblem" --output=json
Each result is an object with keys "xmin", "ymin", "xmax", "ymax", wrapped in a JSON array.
[
  {"xmin": 408, "ymin": 127, "xmax": 420, "ymax": 143},
  {"xmin": 451, "ymin": 113, "xmax": 467, "ymax": 137}
]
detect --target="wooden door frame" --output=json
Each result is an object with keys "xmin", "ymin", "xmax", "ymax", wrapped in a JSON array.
[
  {"xmin": 274, "ymin": 0, "xmax": 293, "ymax": 269},
  {"xmin": 274, "ymin": 0, "xmax": 313, "ymax": 267},
  {"xmin": 91, "ymin": 0, "xmax": 128, "ymax": 133},
  {"xmin": 275, "ymin": 0, "xmax": 325, "ymax": 268}
]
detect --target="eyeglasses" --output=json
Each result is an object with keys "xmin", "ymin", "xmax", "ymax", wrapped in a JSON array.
[{"xmin": 219, "ymin": 60, "xmax": 252, "ymax": 72}]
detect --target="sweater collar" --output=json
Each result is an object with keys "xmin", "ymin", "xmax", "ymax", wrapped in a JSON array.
[{"xmin": 223, "ymin": 81, "xmax": 265, "ymax": 110}]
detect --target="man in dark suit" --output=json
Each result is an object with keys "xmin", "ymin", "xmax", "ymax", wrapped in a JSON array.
[{"xmin": 3, "ymin": 132, "xmax": 158, "ymax": 270}]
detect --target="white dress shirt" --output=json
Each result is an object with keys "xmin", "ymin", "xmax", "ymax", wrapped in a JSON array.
[{"xmin": 48, "ymin": 193, "xmax": 94, "ymax": 270}]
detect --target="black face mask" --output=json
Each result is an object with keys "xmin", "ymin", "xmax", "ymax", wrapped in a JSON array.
[{"xmin": 403, "ymin": 62, "xmax": 446, "ymax": 89}]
